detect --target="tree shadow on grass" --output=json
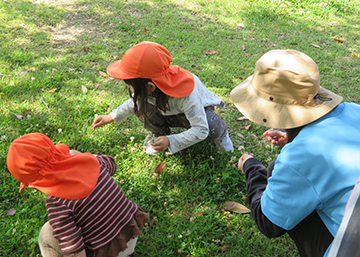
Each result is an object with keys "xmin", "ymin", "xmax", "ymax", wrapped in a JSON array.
[{"xmin": 0, "ymin": 0, "xmax": 359, "ymax": 256}]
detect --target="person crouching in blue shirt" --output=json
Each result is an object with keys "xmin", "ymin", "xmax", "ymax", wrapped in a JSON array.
[{"xmin": 231, "ymin": 49, "xmax": 360, "ymax": 257}]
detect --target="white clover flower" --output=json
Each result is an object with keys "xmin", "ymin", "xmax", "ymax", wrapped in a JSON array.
[
  {"xmin": 267, "ymin": 157, "xmax": 273, "ymax": 163},
  {"xmin": 31, "ymin": 77, "xmax": 35, "ymax": 80},
  {"xmin": 1, "ymin": 135, "xmax": 7, "ymax": 141},
  {"xmin": 119, "ymin": 179, "xmax": 125, "ymax": 184},
  {"xmin": 76, "ymin": 105, "xmax": 80, "ymax": 109},
  {"xmin": 210, "ymin": 156, "xmax": 214, "ymax": 161},
  {"xmin": 27, "ymin": 115, "xmax": 31, "ymax": 119},
  {"xmin": 78, "ymin": 131, "xmax": 82, "ymax": 134},
  {"xmin": 90, "ymin": 134, "xmax": 94, "ymax": 138},
  {"xmin": 215, "ymin": 178, "xmax": 220, "ymax": 183},
  {"xmin": 238, "ymin": 145, "xmax": 245, "ymax": 151},
  {"xmin": 124, "ymin": 129, "xmax": 130, "ymax": 133},
  {"xmin": 57, "ymin": 128, "xmax": 62, "ymax": 133},
  {"xmin": 265, "ymin": 145, "xmax": 271, "ymax": 149},
  {"xmin": 94, "ymin": 114, "xmax": 98, "ymax": 118},
  {"xmin": 178, "ymin": 235, "xmax": 183, "ymax": 238},
  {"xmin": 46, "ymin": 70, "xmax": 50, "ymax": 73},
  {"xmin": 130, "ymin": 136, "xmax": 135, "ymax": 142},
  {"xmin": 45, "ymin": 121, "xmax": 50, "ymax": 126},
  {"xmin": 167, "ymin": 235, "xmax": 172, "ymax": 238}
]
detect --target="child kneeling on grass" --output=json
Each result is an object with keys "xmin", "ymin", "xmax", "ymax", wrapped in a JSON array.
[
  {"xmin": 6, "ymin": 133, "xmax": 149, "ymax": 257},
  {"xmin": 93, "ymin": 41, "xmax": 233, "ymax": 154}
]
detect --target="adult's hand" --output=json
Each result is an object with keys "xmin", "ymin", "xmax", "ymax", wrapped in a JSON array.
[
  {"xmin": 238, "ymin": 152, "xmax": 254, "ymax": 174},
  {"xmin": 150, "ymin": 136, "xmax": 170, "ymax": 152},
  {"xmin": 92, "ymin": 115, "xmax": 114, "ymax": 130},
  {"xmin": 263, "ymin": 128, "xmax": 287, "ymax": 147}
]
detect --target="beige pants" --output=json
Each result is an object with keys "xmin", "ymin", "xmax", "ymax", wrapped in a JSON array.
[{"xmin": 39, "ymin": 221, "xmax": 137, "ymax": 257}]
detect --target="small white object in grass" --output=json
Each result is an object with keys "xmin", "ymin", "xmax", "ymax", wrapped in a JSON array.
[
  {"xmin": 238, "ymin": 145, "xmax": 245, "ymax": 151},
  {"xmin": 58, "ymin": 128, "xmax": 62, "ymax": 133}
]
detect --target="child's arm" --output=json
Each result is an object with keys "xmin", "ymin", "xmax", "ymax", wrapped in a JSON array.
[
  {"xmin": 167, "ymin": 94, "xmax": 209, "ymax": 154},
  {"xmin": 108, "ymin": 98, "xmax": 134, "ymax": 124}
]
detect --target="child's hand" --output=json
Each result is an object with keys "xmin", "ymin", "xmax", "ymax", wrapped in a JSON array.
[
  {"xmin": 237, "ymin": 152, "xmax": 254, "ymax": 174},
  {"xmin": 92, "ymin": 115, "xmax": 114, "ymax": 130},
  {"xmin": 263, "ymin": 128, "xmax": 287, "ymax": 147},
  {"xmin": 69, "ymin": 150, "xmax": 82, "ymax": 155},
  {"xmin": 150, "ymin": 136, "xmax": 170, "ymax": 152}
]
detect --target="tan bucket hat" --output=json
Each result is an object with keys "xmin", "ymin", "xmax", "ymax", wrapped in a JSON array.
[{"xmin": 231, "ymin": 49, "xmax": 343, "ymax": 129}]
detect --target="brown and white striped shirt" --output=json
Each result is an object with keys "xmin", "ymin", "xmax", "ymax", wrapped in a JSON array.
[{"xmin": 46, "ymin": 155, "xmax": 137, "ymax": 255}]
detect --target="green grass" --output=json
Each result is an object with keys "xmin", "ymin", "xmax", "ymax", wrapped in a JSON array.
[{"xmin": 1, "ymin": 0, "xmax": 359, "ymax": 256}]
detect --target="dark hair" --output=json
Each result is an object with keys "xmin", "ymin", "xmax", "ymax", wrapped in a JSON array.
[
  {"xmin": 123, "ymin": 78, "xmax": 170, "ymax": 118},
  {"xmin": 285, "ymin": 125, "xmax": 305, "ymax": 143}
]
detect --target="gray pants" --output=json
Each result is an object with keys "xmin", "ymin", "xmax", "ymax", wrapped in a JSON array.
[{"xmin": 141, "ymin": 105, "xmax": 228, "ymax": 142}]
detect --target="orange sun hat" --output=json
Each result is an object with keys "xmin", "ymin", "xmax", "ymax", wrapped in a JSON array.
[
  {"xmin": 6, "ymin": 133, "xmax": 100, "ymax": 200},
  {"xmin": 107, "ymin": 41, "xmax": 195, "ymax": 98}
]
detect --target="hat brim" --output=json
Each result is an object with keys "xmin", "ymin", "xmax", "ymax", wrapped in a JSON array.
[
  {"xmin": 231, "ymin": 75, "xmax": 343, "ymax": 129},
  {"xmin": 107, "ymin": 61, "xmax": 135, "ymax": 79}
]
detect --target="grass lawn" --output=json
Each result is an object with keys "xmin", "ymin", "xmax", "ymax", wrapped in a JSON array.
[{"xmin": 0, "ymin": 0, "xmax": 359, "ymax": 256}]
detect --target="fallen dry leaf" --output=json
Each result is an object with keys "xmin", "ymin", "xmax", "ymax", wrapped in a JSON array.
[
  {"xmin": 310, "ymin": 43, "xmax": 322, "ymax": 49},
  {"xmin": 81, "ymin": 85, "xmax": 88, "ymax": 93},
  {"xmin": 205, "ymin": 50, "xmax": 218, "ymax": 55},
  {"xmin": 236, "ymin": 132, "xmax": 245, "ymax": 138},
  {"xmin": 245, "ymin": 124, "xmax": 251, "ymax": 130},
  {"xmin": 154, "ymin": 162, "xmax": 166, "ymax": 174},
  {"xmin": 333, "ymin": 38, "xmax": 344, "ymax": 43},
  {"xmin": 11, "ymin": 112, "xmax": 23, "ymax": 120},
  {"xmin": 144, "ymin": 27, "xmax": 147, "ymax": 33},
  {"xmin": 94, "ymin": 83, "xmax": 100, "ymax": 87},
  {"xmin": 22, "ymin": 109, "xmax": 31, "ymax": 114},
  {"xmin": 193, "ymin": 212, "xmax": 203, "ymax": 217},
  {"xmin": 6, "ymin": 208, "xmax": 16, "ymax": 216},
  {"xmin": 236, "ymin": 76, "xmax": 243, "ymax": 80},
  {"xmin": 184, "ymin": 212, "xmax": 191, "ymax": 220},
  {"xmin": 220, "ymin": 245, "xmax": 229, "ymax": 252},
  {"xmin": 223, "ymin": 201, "xmax": 251, "ymax": 214},
  {"xmin": 19, "ymin": 70, "xmax": 27, "ymax": 76},
  {"xmin": 236, "ymin": 116, "xmax": 248, "ymax": 121},
  {"xmin": 242, "ymin": 45, "xmax": 246, "ymax": 50},
  {"xmin": 48, "ymin": 88, "xmax": 57, "ymax": 93},
  {"xmin": 81, "ymin": 46, "xmax": 90, "ymax": 52},
  {"xmin": 99, "ymin": 71, "xmax": 107, "ymax": 77},
  {"xmin": 352, "ymin": 52, "xmax": 358, "ymax": 59}
]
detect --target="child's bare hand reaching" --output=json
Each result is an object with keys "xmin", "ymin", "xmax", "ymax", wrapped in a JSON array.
[
  {"xmin": 92, "ymin": 115, "xmax": 114, "ymax": 130},
  {"xmin": 263, "ymin": 128, "xmax": 287, "ymax": 147},
  {"xmin": 150, "ymin": 136, "xmax": 170, "ymax": 152}
]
